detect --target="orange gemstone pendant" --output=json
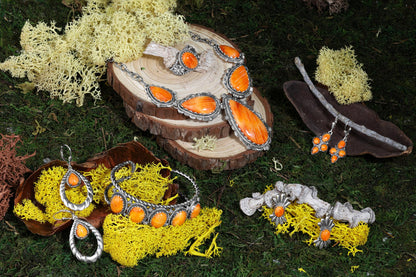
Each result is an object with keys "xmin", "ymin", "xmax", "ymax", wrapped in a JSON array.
[
  {"xmin": 169, "ymin": 45, "xmax": 199, "ymax": 75},
  {"xmin": 75, "ymin": 222, "xmax": 89, "ymax": 239},
  {"xmin": 177, "ymin": 92, "xmax": 221, "ymax": 121},
  {"xmin": 223, "ymin": 94, "xmax": 271, "ymax": 151},
  {"xmin": 214, "ymin": 44, "xmax": 244, "ymax": 63},
  {"xmin": 145, "ymin": 85, "xmax": 176, "ymax": 107},
  {"xmin": 223, "ymin": 64, "xmax": 252, "ymax": 98}
]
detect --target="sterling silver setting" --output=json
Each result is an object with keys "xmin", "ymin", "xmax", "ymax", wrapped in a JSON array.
[{"xmin": 169, "ymin": 45, "xmax": 199, "ymax": 76}]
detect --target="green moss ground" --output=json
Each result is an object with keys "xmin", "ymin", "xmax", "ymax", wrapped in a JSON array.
[{"xmin": 1, "ymin": 0, "xmax": 415, "ymax": 276}]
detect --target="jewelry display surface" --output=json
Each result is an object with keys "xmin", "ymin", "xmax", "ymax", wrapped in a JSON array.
[{"xmin": 108, "ymin": 25, "xmax": 273, "ymax": 170}]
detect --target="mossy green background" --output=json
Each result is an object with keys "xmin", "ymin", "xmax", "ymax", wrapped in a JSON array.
[{"xmin": 0, "ymin": 0, "xmax": 415, "ymax": 276}]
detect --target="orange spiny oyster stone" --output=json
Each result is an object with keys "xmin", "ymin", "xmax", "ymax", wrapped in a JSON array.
[
  {"xmin": 182, "ymin": 52, "xmax": 198, "ymax": 69},
  {"xmin": 76, "ymin": 223, "xmax": 88, "ymax": 238},
  {"xmin": 320, "ymin": 144, "xmax": 328, "ymax": 151},
  {"xmin": 230, "ymin": 65, "xmax": 250, "ymax": 92},
  {"xmin": 322, "ymin": 133, "xmax": 331, "ymax": 142},
  {"xmin": 274, "ymin": 206, "xmax": 285, "ymax": 217},
  {"xmin": 320, "ymin": 229, "xmax": 331, "ymax": 241},
  {"xmin": 331, "ymin": 155, "xmax": 338, "ymax": 163},
  {"xmin": 339, "ymin": 150, "xmax": 346, "ymax": 157},
  {"xmin": 311, "ymin": 146, "xmax": 319, "ymax": 155},
  {"xmin": 181, "ymin": 96, "xmax": 217, "ymax": 114},
  {"xmin": 68, "ymin": 172, "xmax": 80, "ymax": 186},
  {"xmin": 151, "ymin": 212, "xmax": 167, "ymax": 228},
  {"xmin": 110, "ymin": 195, "xmax": 124, "ymax": 214},
  {"xmin": 329, "ymin": 147, "xmax": 337, "ymax": 155},
  {"xmin": 190, "ymin": 203, "xmax": 201, "ymax": 219},
  {"xmin": 171, "ymin": 210, "xmax": 187, "ymax": 227},
  {"xmin": 149, "ymin": 86, "xmax": 173, "ymax": 103},
  {"xmin": 219, "ymin": 45, "xmax": 240, "ymax": 59},
  {"xmin": 129, "ymin": 206, "xmax": 145, "ymax": 223},
  {"xmin": 313, "ymin": 137, "xmax": 320, "ymax": 145},
  {"xmin": 337, "ymin": 140, "xmax": 346, "ymax": 149},
  {"xmin": 229, "ymin": 99, "xmax": 269, "ymax": 145}
]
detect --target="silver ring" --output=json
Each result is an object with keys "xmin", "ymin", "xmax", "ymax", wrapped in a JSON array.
[{"xmin": 169, "ymin": 45, "xmax": 200, "ymax": 76}]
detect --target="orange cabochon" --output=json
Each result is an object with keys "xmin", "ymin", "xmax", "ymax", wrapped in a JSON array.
[
  {"xmin": 76, "ymin": 223, "xmax": 88, "ymax": 238},
  {"xmin": 274, "ymin": 206, "xmax": 285, "ymax": 217},
  {"xmin": 229, "ymin": 99, "xmax": 269, "ymax": 145},
  {"xmin": 68, "ymin": 172, "xmax": 79, "ymax": 186},
  {"xmin": 110, "ymin": 195, "xmax": 124, "ymax": 214},
  {"xmin": 150, "ymin": 212, "xmax": 167, "ymax": 228},
  {"xmin": 219, "ymin": 45, "xmax": 240, "ymax": 59},
  {"xmin": 181, "ymin": 96, "xmax": 217, "ymax": 114},
  {"xmin": 190, "ymin": 203, "xmax": 201, "ymax": 219},
  {"xmin": 230, "ymin": 65, "xmax": 249, "ymax": 92},
  {"xmin": 320, "ymin": 229, "xmax": 331, "ymax": 241},
  {"xmin": 320, "ymin": 144, "xmax": 328, "ymax": 151},
  {"xmin": 129, "ymin": 206, "xmax": 145, "ymax": 223},
  {"xmin": 149, "ymin": 86, "xmax": 173, "ymax": 103},
  {"xmin": 322, "ymin": 133, "xmax": 331, "ymax": 142},
  {"xmin": 182, "ymin": 52, "xmax": 198, "ymax": 69},
  {"xmin": 311, "ymin": 146, "xmax": 319, "ymax": 154},
  {"xmin": 313, "ymin": 137, "xmax": 320, "ymax": 145},
  {"xmin": 337, "ymin": 140, "xmax": 346, "ymax": 149},
  {"xmin": 171, "ymin": 211, "xmax": 187, "ymax": 227}
]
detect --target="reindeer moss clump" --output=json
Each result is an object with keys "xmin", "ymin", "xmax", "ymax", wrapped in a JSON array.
[
  {"xmin": 0, "ymin": 0, "xmax": 189, "ymax": 106},
  {"xmin": 315, "ymin": 46, "xmax": 372, "ymax": 105}
]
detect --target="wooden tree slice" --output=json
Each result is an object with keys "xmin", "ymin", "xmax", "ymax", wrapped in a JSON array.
[{"xmin": 157, "ymin": 91, "xmax": 274, "ymax": 170}]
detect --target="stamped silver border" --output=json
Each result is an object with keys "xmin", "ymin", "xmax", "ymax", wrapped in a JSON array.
[
  {"xmin": 145, "ymin": 85, "xmax": 177, "ymax": 108},
  {"xmin": 214, "ymin": 44, "xmax": 245, "ymax": 64},
  {"xmin": 223, "ymin": 64, "xmax": 253, "ymax": 99},
  {"xmin": 176, "ymin": 92, "xmax": 221, "ymax": 121},
  {"xmin": 169, "ymin": 45, "xmax": 199, "ymax": 76}
]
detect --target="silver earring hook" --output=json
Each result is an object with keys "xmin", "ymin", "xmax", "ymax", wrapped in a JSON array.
[{"xmin": 60, "ymin": 144, "xmax": 73, "ymax": 164}]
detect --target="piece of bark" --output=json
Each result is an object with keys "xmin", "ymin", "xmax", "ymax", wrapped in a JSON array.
[
  {"xmin": 283, "ymin": 80, "xmax": 413, "ymax": 157},
  {"xmin": 14, "ymin": 141, "xmax": 178, "ymax": 236}
]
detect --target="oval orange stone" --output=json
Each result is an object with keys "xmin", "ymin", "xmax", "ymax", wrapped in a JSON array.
[
  {"xmin": 339, "ymin": 150, "xmax": 346, "ymax": 157},
  {"xmin": 320, "ymin": 229, "xmax": 331, "ymax": 241},
  {"xmin": 322, "ymin": 133, "xmax": 331, "ymax": 142},
  {"xmin": 76, "ymin": 223, "xmax": 88, "ymax": 238},
  {"xmin": 68, "ymin": 173, "xmax": 79, "ymax": 186},
  {"xmin": 171, "ymin": 210, "xmax": 187, "ymax": 227},
  {"xmin": 313, "ymin": 137, "xmax": 320, "ymax": 145},
  {"xmin": 149, "ymin": 86, "xmax": 173, "ymax": 103},
  {"xmin": 329, "ymin": 148, "xmax": 337, "ymax": 155},
  {"xmin": 230, "ymin": 65, "xmax": 249, "ymax": 92},
  {"xmin": 229, "ymin": 99, "xmax": 269, "ymax": 145},
  {"xmin": 129, "ymin": 206, "xmax": 145, "ymax": 223},
  {"xmin": 331, "ymin": 155, "xmax": 338, "ymax": 163},
  {"xmin": 311, "ymin": 146, "xmax": 319, "ymax": 155},
  {"xmin": 219, "ymin": 45, "xmax": 240, "ymax": 59},
  {"xmin": 338, "ymin": 140, "xmax": 346, "ymax": 149},
  {"xmin": 181, "ymin": 96, "xmax": 216, "ymax": 114},
  {"xmin": 182, "ymin": 52, "xmax": 198, "ymax": 69},
  {"xmin": 274, "ymin": 206, "xmax": 285, "ymax": 217},
  {"xmin": 320, "ymin": 144, "xmax": 328, "ymax": 151},
  {"xmin": 190, "ymin": 203, "xmax": 201, "ymax": 219},
  {"xmin": 110, "ymin": 195, "xmax": 124, "ymax": 214},
  {"xmin": 150, "ymin": 212, "xmax": 167, "ymax": 228}
]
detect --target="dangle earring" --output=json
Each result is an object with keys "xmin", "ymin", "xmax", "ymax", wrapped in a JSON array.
[
  {"xmin": 329, "ymin": 123, "xmax": 352, "ymax": 163},
  {"xmin": 311, "ymin": 116, "xmax": 338, "ymax": 155},
  {"xmin": 59, "ymin": 144, "xmax": 94, "ymax": 211}
]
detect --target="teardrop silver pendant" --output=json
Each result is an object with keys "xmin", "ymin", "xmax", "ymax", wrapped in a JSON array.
[
  {"xmin": 59, "ymin": 145, "xmax": 93, "ymax": 211},
  {"xmin": 69, "ymin": 217, "xmax": 103, "ymax": 263}
]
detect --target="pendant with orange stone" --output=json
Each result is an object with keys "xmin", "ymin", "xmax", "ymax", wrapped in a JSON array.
[
  {"xmin": 329, "ymin": 126, "xmax": 351, "ymax": 163},
  {"xmin": 311, "ymin": 117, "xmax": 338, "ymax": 155}
]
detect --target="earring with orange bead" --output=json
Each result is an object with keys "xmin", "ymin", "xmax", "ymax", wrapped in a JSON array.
[
  {"xmin": 329, "ymin": 123, "xmax": 351, "ymax": 163},
  {"xmin": 311, "ymin": 116, "xmax": 338, "ymax": 155}
]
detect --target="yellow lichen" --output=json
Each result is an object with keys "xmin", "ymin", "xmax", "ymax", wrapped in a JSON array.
[
  {"xmin": 193, "ymin": 135, "xmax": 217, "ymax": 152},
  {"xmin": 262, "ymin": 202, "xmax": 370, "ymax": 255},
  {"xmin": 315, "ymin": 46, "xmax": 372, "ymax": 105},
  {"xmin": 103, "ymin": 207, "xmax": 222, "ymax": 267},
  {"xmin": 13, "ymin": 198, "xmax": 48, "ymax": 223},
  {"xmin": 0, "ymin": 0, "xmax": 189, "ymax": 106}
]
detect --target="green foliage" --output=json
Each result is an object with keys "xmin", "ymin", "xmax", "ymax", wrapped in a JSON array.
[{"xmin": 1, "ymin": 0, "xmax": 415, "ymax": 276}]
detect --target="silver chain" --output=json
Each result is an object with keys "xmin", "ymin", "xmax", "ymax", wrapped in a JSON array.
[
  {"xmin": 189, "ymin": 31, "xmax": 217, "ymax": 47},
  {"xmin": 113, "ymin": 61, "xmax": 146, "ymax": 86}
]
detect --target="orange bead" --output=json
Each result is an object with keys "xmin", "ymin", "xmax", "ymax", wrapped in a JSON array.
[
  {"xmin": 76, "ymin": 223, "xmax": 88, "ymax": 239},
  {"xmin": 229, "ymin": 65, "xmax": 249, "ymax": 92},
  {"xmin": 311, "ymin": 146, "xmax": 319, "ymax": 155},
  {"xmin": 274, "ymin": 206, "xmax": 285, "ymax": 217},
  {"xmin": 337, "ymin": 140, "xmax": 346, "ymax": 149},
  {"xmin": 190, "ymin": 203, "xmax": 201, "ymax": 219},
  {"xmin": 129, "ymin": 206, "xmax": 145, "ymax": 223},
  {"xmin": 322, "ymin": 133, "xmax": 331, "ymax": 142},
  {"xmin": 68, "ymin": 173, "xmax": 79, "ymax": 186},
  {"xmin": 313, "ymin": 137, "xmax": 320, "ymax": 145},
  {"xmin": 320, "ymin": 144, "xmax": 328, "ymax": 151},
  {"xmin": 331, "ymin": 155, "xmax": 338, "ymax": 163},
  {"xmin": 110, "ymin": 195, "xmax": 124, "ymax": 214},
  {"xmin": 181, "ymin": 96, "xmax": 216, "ymax": 114},
  {"xmin": 339, "ymin": 150, "xmax": 346, "ymax": 157},
  {"xmin": 320, "ymin": 229, "xmax": 331, "ymax": 241},
  {"xmin": 149, "ymin": 86, "xmax": 173, "ymax": 103},
  {"xmin": 329, "ymin": 148, "xmax": 337, "ymax": 155},
  {"xmin": 182, "ymin": 52, "xmax": 198, "ymax": 69},
  {"xmin": 150, "ymin": 212, "xmax": 167, "ymax": 228},
  {"xmin": 171, "ymin": 210, "xmax": 187, "ymax": 227},
  {"xmin": 229, "ymin": 99, "xmax": 269, "ymax": 145},
  {"xmin": 219, "ymin": 45, "xmax": 240, "ymax": 59}
]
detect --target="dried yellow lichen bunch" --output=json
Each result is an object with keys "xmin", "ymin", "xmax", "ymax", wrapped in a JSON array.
[
  {"xmin": 0, "ymin": 0, "xmax": 189, "ymax": 106},
  {"xmin": 315, "ymin": 46, "xmax": 372, "ymax": 105},
  {"xmin": 262, "ymin": 203, "xmax": 370, "ymax": 256}
]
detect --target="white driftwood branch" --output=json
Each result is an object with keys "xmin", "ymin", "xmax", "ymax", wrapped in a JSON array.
[
  {"xmin": 143, "ymin": 41, "xmax": 215, "ymax": 73},
  {"xmin": 239, "ymin": 181, "xmax": 375, "ymax": 228},
  {"xmin": 294, "ymin": 57, "xmax": 407, "ymax": 151}
]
